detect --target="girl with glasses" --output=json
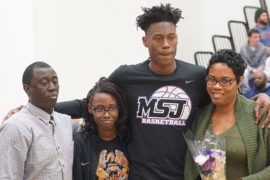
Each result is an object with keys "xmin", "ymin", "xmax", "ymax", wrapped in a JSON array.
[{"xmin": 73, "ymin": 77, "xmax": 129, "ymax": 180}]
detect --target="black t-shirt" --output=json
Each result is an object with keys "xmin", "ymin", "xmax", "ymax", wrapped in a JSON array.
[
  {"xmin": 73, "ymin": 132, "xmax": 129, "ymax": 180},
  {"xmin": 108, "ymin": 60, "xmax": 209, "ymax": 180}
]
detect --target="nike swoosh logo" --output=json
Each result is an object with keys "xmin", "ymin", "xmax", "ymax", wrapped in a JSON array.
[
  {"xmin": 81, "ymin": 162, "xmax": 90, "ymax": 166},
  {"xmin": 185, "ymin": 80, "xmax": 194, "ymax": 84}
]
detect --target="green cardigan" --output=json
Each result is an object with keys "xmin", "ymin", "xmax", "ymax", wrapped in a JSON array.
[{"xmin": 184, "ymin": 95, "xmax": 270, "ymax": 180}]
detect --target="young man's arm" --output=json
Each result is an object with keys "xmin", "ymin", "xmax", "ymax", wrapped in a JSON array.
[
  {"xmin": 54, "ymin": 67, "xmax": 121, "ymax": 119},
  {"xmin": 55, "ymin": 99, "xmax": 86, "ymax": 119},
  {"xmin": 253, "ymin": 93, "xmax": 270, "ymax": 128}
]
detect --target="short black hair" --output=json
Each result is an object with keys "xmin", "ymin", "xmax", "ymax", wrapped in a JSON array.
[
  {"xmin": 82, "ymin": 77, "xmax": 128, "ymax": 143},
  {"xmin": 206, "ymin": 49, "xmax": 247, "ymax": 83},
  {"xmin": 254, "ymin": 8, "xmax": 268, "ymax": 22},
  {"xmin": 22, "ymin": 61, "xmax": 52, "ymax": 85},
  {"xmin": 247, "ymin": 28, "xmax": 260, "ymax": 37},
  {"xmin": 136, "ymin": 3, "xmax": 183, "ymax": 32}
]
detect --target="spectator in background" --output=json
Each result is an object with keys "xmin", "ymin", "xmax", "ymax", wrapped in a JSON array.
[
  {"xmin": 240, "ymin": 29, "xmax": 269, "ymax": 70},
  {"xmin": 254, "ymin": 8, "xmax": 270, "ymax": 51},
  {"xmin": 244, "ymin": 70, "xmax": 270, "ymax": 98},
  {"xmin": 240, "ymin": 29, "xmax": 269, "ymax": 93}
]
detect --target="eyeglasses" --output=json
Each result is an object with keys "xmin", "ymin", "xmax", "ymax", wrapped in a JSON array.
[
  {"xmin": 92, "ymin": 105, "xmax": 119, "ymax": 116},
  {"xmin": 205, "ymin": 76, "xmax": 236, "ymax": 86}
]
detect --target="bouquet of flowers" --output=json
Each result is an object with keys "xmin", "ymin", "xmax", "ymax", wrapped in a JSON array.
[{"xmin": 183, "ymin": 130, "xmax": 226, "ymax": 180}]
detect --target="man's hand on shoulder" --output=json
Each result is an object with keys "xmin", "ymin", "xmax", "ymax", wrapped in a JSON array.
[
  {"xmin": 2, "ymin": 105, "xmax": 23, "ymax": 124},
  {"xmin": 253, "ymin": 93, "xmax": 270, "ymax": 128}
]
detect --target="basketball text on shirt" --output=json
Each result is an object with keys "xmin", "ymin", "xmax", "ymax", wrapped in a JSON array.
[{"xmin": 136, "ymin": 86, "xmax": 192, "ymax": 126}]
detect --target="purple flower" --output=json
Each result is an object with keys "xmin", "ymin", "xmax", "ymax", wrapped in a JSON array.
[
  {"xmin": 199, "ymin": 156, "xmax": 216, "ymax": 175},
  {"xmin": 202, "ymin": 149, "xmax": 212, "ymax": 156}
]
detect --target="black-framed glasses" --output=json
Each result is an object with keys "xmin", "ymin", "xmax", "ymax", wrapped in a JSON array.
[
  {"xmin": 92, "ymin": 105, "xmax": 119, "ymax": 116},
  {"xmin": 205, "ymin": 76, "xmax": 236, "ymax": 86}
]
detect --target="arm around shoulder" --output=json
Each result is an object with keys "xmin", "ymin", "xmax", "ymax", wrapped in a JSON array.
[{"xmin": 55, "ymin": 99, "xmax": 86, "ymax": 119}]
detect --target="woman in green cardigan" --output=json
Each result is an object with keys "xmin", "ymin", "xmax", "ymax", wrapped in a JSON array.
[{"xmin": 185, "ymin": 49, "xmax": 270, "ymax": 180}]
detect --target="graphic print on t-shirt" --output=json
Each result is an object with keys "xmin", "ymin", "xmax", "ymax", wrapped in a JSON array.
[
  {"xmin": 96, "ymin": 149, "xmax": 129, "ymax": 180},
  {"xmin": 136, "ymin": 86, "xmax": 191, "ymax": 126}
]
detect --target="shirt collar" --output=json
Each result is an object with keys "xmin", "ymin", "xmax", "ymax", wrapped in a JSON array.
[{"xmin": 26, "ymin": 101, "xmax": 56, "ymax": 125}]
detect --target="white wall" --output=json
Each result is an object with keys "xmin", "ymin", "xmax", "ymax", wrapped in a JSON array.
[
  {"xmin": 0, "ymin": 0, "xmax": 34, "ymax": 121},
  {"xmin": 0, "ymin": 0, "xmax": 263, "ymax": 120}
]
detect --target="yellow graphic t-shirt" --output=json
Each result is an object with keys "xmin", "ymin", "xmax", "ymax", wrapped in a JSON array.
[{"xmin": 96, "ymin": 149, "xmax": 129, "ymax": 180}]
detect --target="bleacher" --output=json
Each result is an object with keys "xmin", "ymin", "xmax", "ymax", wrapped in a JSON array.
[{"xmin": 194, "ymin": 0, "xmax": 270, "ymax": 68}]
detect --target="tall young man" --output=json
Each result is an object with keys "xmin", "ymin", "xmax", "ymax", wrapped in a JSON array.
[{"xmin": 56, "ymin": 4, "xmax": 207, "ymax": 179}]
